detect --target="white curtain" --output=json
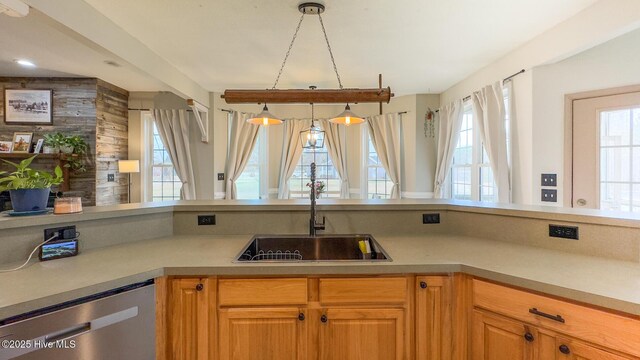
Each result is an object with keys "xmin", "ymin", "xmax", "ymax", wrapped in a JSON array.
[
  {"xmin": 319, "ymin": 120, "xmax": 350, "ymax": 198},
  {"xmin": 472, "ymin": 81, "xmax": 511, "ymax": 203},
  {"xmin": 152, "ymin": 109, "xmax": 196, "ymax": 200},
  {"xmin": 277, "ymin": 119, "xmax": 312, "ymax": 199},
  {"xmin": 433, "ymin": 99, "xmax": 464, "ymax": 199},
  {"xmin": 366, "ymin": 113, "xmax": 402, "ymax": 199},
  {"xmin": 225, "ymin": 111, "xmax": 259, "ymax": 200}
]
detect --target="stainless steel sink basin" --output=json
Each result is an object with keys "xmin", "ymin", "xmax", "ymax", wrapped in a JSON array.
[{"xmin": 235, "ymin": 234, "xmax": 391, "ymax": 262}]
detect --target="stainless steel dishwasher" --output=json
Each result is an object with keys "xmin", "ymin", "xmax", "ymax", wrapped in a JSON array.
[{"xmin": 0, "ymin": 280, "xmax": 155, "ymax": 360}]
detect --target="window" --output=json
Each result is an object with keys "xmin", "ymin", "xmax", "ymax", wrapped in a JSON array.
[
  {"xmin": 449, "ymin": 104, "xmax": 498, "ymax": 201},
  {"xmin": 362, "ymin": 128, "xmax": 394, "ymax": 199},
  {"xmin": 599, "ymin": 107, "xmax": 640, "ymax": 211},
  {"xmin": 235, "ymin": 128, "xmax": 268, "ymax": 199},
  {"xmin": 145, "ymin": 113, "xmax": 182, "ymax": 201},
  {"xmin": 289, "ymin": 143, "xmax": 341, "ymax": 199}
]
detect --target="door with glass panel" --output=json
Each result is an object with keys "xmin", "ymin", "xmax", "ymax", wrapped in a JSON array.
[{"xmin": 571, "ymin": 91, "xmax": 640, "ymax": 210}]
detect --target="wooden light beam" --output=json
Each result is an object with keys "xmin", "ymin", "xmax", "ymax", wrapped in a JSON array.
[{"xmin": 221, "ymin": 87, "xmax": 393, "ymax": 104}]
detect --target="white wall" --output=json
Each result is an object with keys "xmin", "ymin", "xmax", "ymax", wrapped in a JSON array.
[
  {"xmin": 532, "ymin": 27, "xmax": 640, "ymax": 206},
  {"xmin": 440, "ymin": 0, "xmax": 640, "ymax": 206}
]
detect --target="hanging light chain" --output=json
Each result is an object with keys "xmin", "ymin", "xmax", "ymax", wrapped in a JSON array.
[
  {"xmin": 272, "ymin": 13, "xmax": 306, "ymax": 89},
  {"xmin": 317, "ymin": 12, "xmax": 343, "ymax": 89}
]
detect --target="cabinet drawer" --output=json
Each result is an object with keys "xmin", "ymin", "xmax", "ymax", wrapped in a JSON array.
[
  {"xmin": 473, "ymin": 279, "xmax": 640, "ymax": 357},
  {"xmin": 218, "ymin": 278, "xmax": 307, "ymax": 306},
  {"xmin": 319, "ymin": 277, "xmax": 408, "ymax": 305}
]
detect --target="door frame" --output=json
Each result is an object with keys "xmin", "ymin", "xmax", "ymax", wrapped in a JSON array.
[{"xmin": 563, "ymin": 84, "xmax": 640, "ymax": 207}]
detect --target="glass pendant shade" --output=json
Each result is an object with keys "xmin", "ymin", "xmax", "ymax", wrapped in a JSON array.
[
  {"xmin": 246, "ymin": 105, "xmax": 283, "ymax": 126},
  {"xmin": 300, "ymin": 124, "xmax": 325, "ymax": 149},
  {"xmin": 329, "ymin": 104, "xmax": 365, "ymax": 126}
]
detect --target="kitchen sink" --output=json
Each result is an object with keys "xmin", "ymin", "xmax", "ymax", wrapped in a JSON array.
[{"xmin": 234, "ymin": 234, "xmax": 391, "ymax": 262}]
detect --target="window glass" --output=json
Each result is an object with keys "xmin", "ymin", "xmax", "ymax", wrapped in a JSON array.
[
  {"xmin": 450, "ymin": 102, "xmax": 500, "ymax": 202},
  {"xmin": 235, "ymin": 132, "xmax": 263, "ymax": 199},
  {"xmin": 451, "ymin": 109, "xmax": 474, "ymax": 200},
  {"xmin": 365, "ymin": 137, "xmax": 394, "ymax": 199},
  {"xmin": 289, "ymin": 140, "xmax": 341, "ymax": 199},
  {"xmin": 151, "ymin": 122, "xmax": 182, "ymax": 201},
  {"xmin": 599, "ymin": 107, "xmax": 640, "ymax": 211}
]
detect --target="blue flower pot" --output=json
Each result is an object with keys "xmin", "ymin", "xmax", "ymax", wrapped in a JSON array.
[{"xmin": 9, "ymin": 188, "xmax": 51, "ymax": 212}]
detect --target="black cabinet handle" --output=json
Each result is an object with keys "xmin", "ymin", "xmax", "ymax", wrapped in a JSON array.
[
  {"xmin": 529, "ymin": 308, "xmax": 565, "ymax": 323},
  {"xmin": 559, "ymin": 344, "xmax": 571, "ymax": 354},
  {"xmin": 419, "ymin": 281, "xmax": 428, "ymax": 289},
  {"xmin": 298, "ymin": 313, "xmax": 305, "ymax": 321},
  {"xmin": 523, "ymin": 332, "xmax": 534, "ymax": 342},
  {"xmin": 320, "ymin": 315, "xmax": 327, "ymax": 323},
  {"xmin": 195, "ymin": 283, "xmax": 204, "ymax": 291}
]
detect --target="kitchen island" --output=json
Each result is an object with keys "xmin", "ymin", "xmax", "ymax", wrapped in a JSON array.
[{"xmin": 1, "ymin": 200, "xmax": 640, "ymax": 359}]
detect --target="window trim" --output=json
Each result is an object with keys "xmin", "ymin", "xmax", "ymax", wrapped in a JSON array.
[{"xmin": 143, "ymin": 112, "xmax": 153, "ymax": 202}]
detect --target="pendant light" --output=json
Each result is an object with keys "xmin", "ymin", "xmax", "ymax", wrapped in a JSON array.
[
  {"xmin": 300, "ymin": 101, "xmax": 325, "ymax": 149},
  {"xmin": 329, "ymin": 104, "xmax": 365, "ymax": 126},
  {"xmin": 246, "ymin": 104, "xmax": 282, "ymax": 126},
  {"xmin": 222, "ymin": 2, "xmax": 394, "ymax": 110}
]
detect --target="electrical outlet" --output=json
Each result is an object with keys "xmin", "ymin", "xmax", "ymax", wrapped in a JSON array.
[
  {"xmin": 549, "ymin": 224, "xmax": 579, "ymax": 240},
  {"xmin": 422, "ymin": 213, "xmax": 440, "ymax": 224},
  {"xmin": 541, "ymin": 189, "xmax": 557, "ymax": 202},
  {"xmin": 107, "ymin": 174, "xmax": 115, "ymax": 182},
  {"xmin": 198, "ymin": 215, "xmax": 216, "ymax": 226},
  {"xmin": 44, "ymin": 225, "xmax": 77, "ymax": 242},
  {"xmin": 217, "ymin": 173, "xmax": 225, "ymax": 181},
  {"xmin": 541, "ymin": 174, "xmax": 557, "ymax": 187}
]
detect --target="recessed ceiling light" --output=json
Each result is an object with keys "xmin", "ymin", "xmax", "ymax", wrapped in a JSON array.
[{"xmin": 14, "ymin": 59, "xmax": 36, "ymax": 67}]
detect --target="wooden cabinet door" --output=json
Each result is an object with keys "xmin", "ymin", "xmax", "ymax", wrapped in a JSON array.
[
  {"xmin": 416, "ymin": 276, "xmax": 452, "ymax": 360},
  {"xmin": 553, "ymin": 337, "xmax": 638, "ymax": 360},
  {"xmin": 169, "ymin": 278, "xmax": 211, "ymax": 360},
  {"xmin": 318, "ymin": 308, "xmax": 405, "ymax": 360},
  {"xmin": 218, "ymin": 307, "xmax": 307, "ymax": 360},
  {"xmin": 472, "ymin": 310, "xmax": 538, "ymax": 360}
]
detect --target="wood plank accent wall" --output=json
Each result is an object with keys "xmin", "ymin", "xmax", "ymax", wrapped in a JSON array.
[
  {"xmin": 96, "ymin": 80, "xmax": 129, "ymax": 205},
  {"xmin": 0, "ymin": 77, "xmax": 129, "ymax": 206}
]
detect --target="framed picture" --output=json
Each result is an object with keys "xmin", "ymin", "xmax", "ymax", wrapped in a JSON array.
[
  {"xmin": 12, "ymin": 132, "xmax": 33, "ymax": 153},
  {"xmin": 34, "ymin": 138, "xmax": 44, "ymax": 153},
  {"xmin": 0, "ymin": 141, "xmax": 12, "ymax": 153},
  {"xmin": 4, "ymin": 89, "xmax": 52, "ymax": 124}
]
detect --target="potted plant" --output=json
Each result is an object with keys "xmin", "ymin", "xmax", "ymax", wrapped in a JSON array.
[
  {"xmin": 62, "ymin": 135, "xmax": 88, "ymax": 173},
  {"xmin": 42, "ymin": 133, "xmax": 65, "ymax": 154},
  {"xmin": 0, "ymin": 155, "xmax": 63, "ymax": 212},
  {"xmin": 306, "ymin": 180, "xmax": 326, "ymax": 199}
]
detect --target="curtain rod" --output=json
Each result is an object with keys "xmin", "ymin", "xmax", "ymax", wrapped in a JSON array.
[
  {"xmin": 435, "ymin": 69, "xmax": 526, "ymax": 113},
  {"xmin": 220, "ymin": 108, "xmax": 407, "ymax": 115},
  {"xmin": 128, "ymin": 108, "xmax": 194, "ymax": 112}
]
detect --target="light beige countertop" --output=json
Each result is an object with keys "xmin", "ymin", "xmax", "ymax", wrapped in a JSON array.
[
  {"xmin": 4, "ymin": 199, "xmax": 640, "ymax": 230},
  {"xmin": 1, "ymin": 233, "xmax": 639, "ymax": 320}
]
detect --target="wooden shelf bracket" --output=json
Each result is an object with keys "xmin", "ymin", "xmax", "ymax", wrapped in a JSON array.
[{"xmin": 187, "ymin": 99, "xmax": 209, "ymax": 143}]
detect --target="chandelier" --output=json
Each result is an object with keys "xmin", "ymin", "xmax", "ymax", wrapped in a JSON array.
[{"xmin": 232, "ymin": 2, "xmax": 393, "ymax": 126}]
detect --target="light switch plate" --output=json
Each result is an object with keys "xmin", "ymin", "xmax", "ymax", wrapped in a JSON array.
[
  {"xmin": 541, "ymin": 174, "xmax": 557, "ymax": 187},
  {"xmin": 541, "ymin": 189, "xmax": 557, "ymax": 202}
]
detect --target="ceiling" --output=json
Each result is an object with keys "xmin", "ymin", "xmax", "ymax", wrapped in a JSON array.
[
  {"xmin": 0, "ymin": 9, "xmax": 170, "ymax": 91},
  {"xmin": 1, "ymin": 0, "xmax": 599, "ymax": 95}
]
